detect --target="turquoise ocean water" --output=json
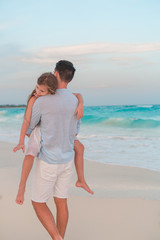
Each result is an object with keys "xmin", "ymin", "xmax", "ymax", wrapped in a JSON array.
[{"xmin": 0, "ymin": 105, "xmax": 160, "ymax": 171}]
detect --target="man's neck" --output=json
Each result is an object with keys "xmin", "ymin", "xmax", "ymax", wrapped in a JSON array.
[
  {"xmin": 57, "ymin": 82, "xmax": 68, "ymax": 89},
  {"xmin": 54, "ymin": 71, "xmax": 68, "ymax": 89}
]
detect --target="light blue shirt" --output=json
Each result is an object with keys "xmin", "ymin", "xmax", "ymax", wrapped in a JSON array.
[{"xmin": 26, "ymin": 89, "xmax": 80, "ymax": 164}]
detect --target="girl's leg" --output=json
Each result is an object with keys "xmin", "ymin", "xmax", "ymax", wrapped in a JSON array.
[
  {"xmin": 74, "ymin": 140, "xmax": 94, "ymax": 195},
  {"xmin": 16, "ymin": 155, "xmax": 34, "ymax": 205}
]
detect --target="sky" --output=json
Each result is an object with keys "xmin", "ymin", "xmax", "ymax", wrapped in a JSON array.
[{"xmin": 0, "ymin": 0, "xmax": 160, "ymax": 106}]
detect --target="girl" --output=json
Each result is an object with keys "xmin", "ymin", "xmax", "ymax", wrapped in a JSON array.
[{"xmin": 14, "ymin": 72, "xmax": 93, "ymax": 205}]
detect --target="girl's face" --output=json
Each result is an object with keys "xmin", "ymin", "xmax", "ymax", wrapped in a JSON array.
[{"xmin": 35, "ymin": 84, "xmax": 49, "ymax": 97}]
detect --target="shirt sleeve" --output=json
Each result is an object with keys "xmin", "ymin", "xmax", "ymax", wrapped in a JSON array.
[
  {"xmin": 76, "ymin": 119, "xmax": 81, "ymax": 135},
  {"xmin": 26, "ymin": 99, "xmax": 41, "ymax": 135}
]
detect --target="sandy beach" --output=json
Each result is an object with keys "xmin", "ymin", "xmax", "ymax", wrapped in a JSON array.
[{"xmin": 1, "ymin": 141, "xmax": 160, "ymax": 240}]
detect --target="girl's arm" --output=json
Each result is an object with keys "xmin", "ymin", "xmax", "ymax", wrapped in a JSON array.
[
  {"xmin": 13, "ymin": 96, "xmax": 37, "ymax": 153},
  {"xmin": 73, "ymin": 93, "xmax": 84, "ymax": 120}
]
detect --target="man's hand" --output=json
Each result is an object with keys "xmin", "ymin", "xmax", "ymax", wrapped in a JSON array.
[{"xmin": 13, "ymin": 144, "xmax": 25, "ymax": 153}]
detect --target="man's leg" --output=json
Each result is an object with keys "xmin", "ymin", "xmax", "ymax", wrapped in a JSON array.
[
  {"xmin": 31, "ymin": 159, "xmax": 63, "ymax": 240},
  {"xmin": 32, "ymin": 201, "xmax": 63, "ymax": 240},
  {"xmin": 53, "ymin": 161, "xmax": 74, "ymax": 238},
  {"xmin": 54, "ymin": 197, "xmax": 68, "ymax": 238}
]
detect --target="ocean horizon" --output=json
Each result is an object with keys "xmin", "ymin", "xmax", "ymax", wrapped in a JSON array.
[{"xmin": 0, "ymin": 104, "xmax": 160, "ymax": 172}]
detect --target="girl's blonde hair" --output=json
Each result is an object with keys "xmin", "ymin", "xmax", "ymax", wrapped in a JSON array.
[{"xmin": 27, "ymin": 72, "xmax": 58, "ymax": 103}]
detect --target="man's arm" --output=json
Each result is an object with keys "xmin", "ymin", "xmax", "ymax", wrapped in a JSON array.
[{"xmin": 26, "ymin": 99, "xmax": 41, "ymax": 135}]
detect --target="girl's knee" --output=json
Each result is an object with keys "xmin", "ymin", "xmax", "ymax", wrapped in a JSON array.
[
  {"xmin": 74, "ymin": 140, "xmax": 84, "ymax": 153},
  {"xmin": 80, "ymin": 142, "xmax": 84, "ymax": 151}
]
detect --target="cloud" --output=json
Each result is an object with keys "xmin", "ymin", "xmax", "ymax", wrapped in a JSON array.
[
  {"xmin": 38, "ymin": 42, "xmax": 160, "ymax": 55},
  {"xmin": 22, "ymin": 42, "xmax": 160, "ymax": 63}
]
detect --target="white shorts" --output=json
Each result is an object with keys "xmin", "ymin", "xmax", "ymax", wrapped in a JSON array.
[
  {"xmin": 31, "ymin": 158, "xmax": 74, "ymax": 203},
  {"xmin": 26, "ymin": 126, "xmax": 41, "ymax": 157}
]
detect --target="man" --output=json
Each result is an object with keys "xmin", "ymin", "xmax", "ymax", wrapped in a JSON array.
[{"xmin": 26, "ymin": 60, "xmax": 78, "ymax": 240}]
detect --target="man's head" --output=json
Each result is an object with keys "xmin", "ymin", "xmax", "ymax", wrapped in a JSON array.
[{"xmin": 54, "ymin": 60, "xmax": 76, "ymax": 83}]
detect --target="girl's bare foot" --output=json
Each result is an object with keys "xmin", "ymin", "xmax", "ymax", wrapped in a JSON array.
[
  {"xmin": 76, "ymin": 180, "xmax": 94, "ymax": 195},
  {"xmin": 16, "ymin": 188, "xmax": 25, "ymax": 205}
]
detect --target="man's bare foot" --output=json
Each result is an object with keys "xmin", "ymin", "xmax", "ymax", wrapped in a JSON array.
[
  {"xmin": 16, "ymin": 188, "xmax": 25, "ymax": 205},
  {"xmin": 76, "ymin": 180, "xmax": 94, "ymax": 195}
]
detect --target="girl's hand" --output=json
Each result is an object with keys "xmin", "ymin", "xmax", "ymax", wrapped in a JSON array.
[
  {"xmin": 34, "ymin": 92, "xmax": 39, "ymax": 98},
  {"xmin": 74, "ymin": 103, "xmax": 84, "ymax": 120},
  {"xmin": 13, "ymin": 144, "xmax": 25, "ymax": 153}
]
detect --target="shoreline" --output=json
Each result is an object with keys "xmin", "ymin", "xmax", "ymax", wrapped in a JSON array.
[
  {"xmin": 1, "ymin": 140, "xmax": 160, "ymax": 174},
  {"xmin": 1, "ymin": 140, "xmax": 160, "ymax": 201}
]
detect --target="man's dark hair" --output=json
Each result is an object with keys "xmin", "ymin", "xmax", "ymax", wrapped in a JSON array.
[{"xmin": 55, "ymin": 60, "xmax": 76, "ymax": 83}]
